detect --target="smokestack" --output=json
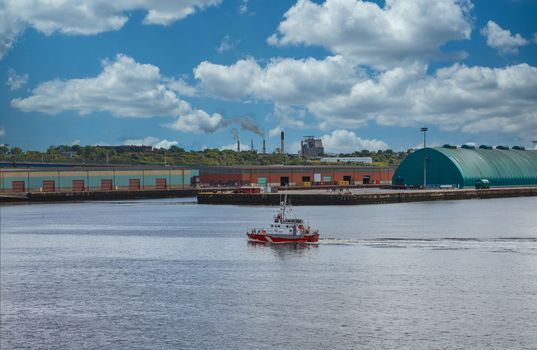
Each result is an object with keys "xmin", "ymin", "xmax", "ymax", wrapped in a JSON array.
[
  {"xmin": 262, "ymin": 139, "xmax": 266, "ymax": 154},
  {"xmin": 251, "ymin": 139, "xmax": 254, "ymax": 151},
  {"xmin": 237, "ymin": 135, "xmax": 240, "ymax": 152},
  {"xmin": 280, "ymin": 131, "xmax": 285, "ymax": 154}
]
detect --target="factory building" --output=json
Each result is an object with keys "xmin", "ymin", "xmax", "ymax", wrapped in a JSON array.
[
  {"xmin": 300, "ymin": 136, "xmax": 324, "ymax": 157},
  {"xmin": 1, "ymin": 166, "xmax": 199, "ymax": 193},
  {"xmin": 392, "ymin": 145, "xmax": 537, "ymax": 188},
  {"xmin": 200, "ymin": 165, "xmax": 394, "ymax": 187}
]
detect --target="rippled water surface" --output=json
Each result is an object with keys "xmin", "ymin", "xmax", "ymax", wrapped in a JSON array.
[{"xmin": 2, "ymin": 197, "xmax": 537, "ymax": 349}]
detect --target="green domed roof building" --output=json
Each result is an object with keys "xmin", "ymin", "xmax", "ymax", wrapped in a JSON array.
[{"xmin": 393, "ymin": 146, "xmax": 537, "ymax": 188}]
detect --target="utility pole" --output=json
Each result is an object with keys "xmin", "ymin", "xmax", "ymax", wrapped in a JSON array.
[{"xmin": 421, "ymin": 127, "xmax": 428, "ymax": 188}]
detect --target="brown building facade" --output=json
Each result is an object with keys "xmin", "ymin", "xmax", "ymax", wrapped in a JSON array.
[{"xmin": 199, "ymin": 165, "xmax": 395, "ymax": 187}]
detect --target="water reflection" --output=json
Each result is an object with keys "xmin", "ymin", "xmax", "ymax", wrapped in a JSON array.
[{"xmin": 247, "ymin": 241, "xmax": 318, "ymax": 259}]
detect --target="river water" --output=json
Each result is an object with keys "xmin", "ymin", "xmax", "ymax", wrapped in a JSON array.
[{"xmin": 1, "ymin": 197, "xmax": 537, "ymax": 349}]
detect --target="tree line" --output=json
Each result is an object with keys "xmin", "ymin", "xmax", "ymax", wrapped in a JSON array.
[{"xmin": 0, "ymin": 144, "xmax": 407, "ymax": 167}]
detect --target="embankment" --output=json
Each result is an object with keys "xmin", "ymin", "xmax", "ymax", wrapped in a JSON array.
[{"xmin": 197, "ymin": 187, "xmax": 537, "ymax": 206}]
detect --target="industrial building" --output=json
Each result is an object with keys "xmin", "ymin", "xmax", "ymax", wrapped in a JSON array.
[
  {"xmin": 200, "ymin": 165, "xmax": 394, "ymax": 187},
  {"xmin": 392, "ymin": 146, "xmax": 537, "ymax": 188},
  {"xmin": 320, "ymin": 157, "xmax": 373, "ymax": 164},
  {"xmin": 0, "ymin": 166, "xmax": 199, "ymax": 193},
  {"xmin": 300, "ymin": 136, "xmax": 324, "ymax": 157}
]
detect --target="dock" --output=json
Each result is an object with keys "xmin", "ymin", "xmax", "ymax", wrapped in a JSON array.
[{"xmin": 197, "ymin": 187, "xmax": 537, "ymax": 205}]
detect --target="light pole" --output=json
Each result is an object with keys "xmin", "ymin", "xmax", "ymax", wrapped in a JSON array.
[{"xmin": 420, "ymin": 127, "xmax": 428, "ymax": 188}]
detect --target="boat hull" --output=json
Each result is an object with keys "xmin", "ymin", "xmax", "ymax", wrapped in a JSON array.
[{"xmin": 247, "ymin": 233, "xmax": 319, "ymax": 244}]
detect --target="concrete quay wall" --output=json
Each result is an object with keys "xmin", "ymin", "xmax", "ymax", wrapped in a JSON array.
[{"xmin": 197, "ymin": 187, "xmax": 537, "ymax": 206}]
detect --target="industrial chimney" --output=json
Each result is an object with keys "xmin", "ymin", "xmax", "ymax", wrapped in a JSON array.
[
  {"xmin": 237, "ymin": 135, "xmax": 240, "ymax": 152},
  {"xmin": 280, "ymin": 131, "xmax": 285, "ymax": 154},
  {"xmin": 251, "ymin": 139, "xmax": 254, "ymax": 151},
  {"xmin": 262, "ymin": 139, "xmax": 266, "ymax": 154}
]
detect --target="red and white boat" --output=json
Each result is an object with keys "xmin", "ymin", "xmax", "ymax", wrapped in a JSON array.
[{"xmin": 247, "ymin": 196, "xmax": 319, "ymax": 244}]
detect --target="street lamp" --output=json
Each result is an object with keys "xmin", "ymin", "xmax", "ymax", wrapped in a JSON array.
[{"xmin": 420, "ymin": 127, "xmax": 428, "ymax": 188}]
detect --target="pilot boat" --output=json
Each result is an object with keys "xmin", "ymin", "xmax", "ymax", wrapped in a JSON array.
[{"xmin": 247, "ymin": 196, "xmax": 319, "ymax": 243}]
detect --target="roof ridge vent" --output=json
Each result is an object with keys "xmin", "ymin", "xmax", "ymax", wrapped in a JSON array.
[
  {"xmin": 479, "ymin": 145, "xmax": 493, "ymax": 149},
  {"xmin": 442, "ymin": 144, "xmax": 457, "ymax": 149},
  {"xmin": 461, "ymin": 144, "xmax": 475, "ymax": 149},
  {"xmin": 512, "ymin": 146, "xmax": 526, "ymax": 150},
  {"xmin": 496, "ymin": 145, "xmax": 509, "ymax": 150}
]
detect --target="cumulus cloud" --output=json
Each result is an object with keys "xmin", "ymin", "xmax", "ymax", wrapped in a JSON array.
[
  {"xmin": 0, "ymin": 126, "xmax": 5, "ymax": 138},
  {"xmin": 123, "ymin": 136, "xmax": 178, "ymax": 149},
  {"xmin": 268, "ymin": 0, "xmax": 472, "ymax": 69},
  {"xmin": 194, "ymin": 55, "xmax": 357, "ymax": 104},
  {"xmin": 310, "ymin": 63, "xmax": 537, "ymax": 137},
  {"xmin": 0, "ymin": 0, "xmax": 221, "ymax": 59},
  {"xmin": 12, "ymin": 54, "xmax": 190, "ymax": 117},
  {"xmin": 6, "ymin": 69, "xmax": 28, "ymax": 90},
  {"xmin": 11, "ymin": 54, "xmax": 264, "ymax": 135},
  {"xmin": 481, "ymin": 21, "xmax": 529, "ymax": 54},
  {"xmin": 322, "ymin": 129, "xmax": 388, "ymax": 153},
  {"xmin": 194, "ymin": 54, "xmax": 537, "ymax": 138}
]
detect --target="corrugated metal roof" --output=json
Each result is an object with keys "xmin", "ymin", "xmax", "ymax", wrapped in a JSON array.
[{"xmin": 393, "ymin": 148, "xmax": 537, "ymax": 187}]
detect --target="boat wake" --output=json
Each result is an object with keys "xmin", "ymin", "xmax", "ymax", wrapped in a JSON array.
[{"xmin": 319, "ymin": 237, "xmax": 537, "ymax": 254}]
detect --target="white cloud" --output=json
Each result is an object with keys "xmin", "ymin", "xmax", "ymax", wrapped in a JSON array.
[
  {"xmin": 217, "ymin": 35, "xmax": 237, "ymax": 54},
  {"xmin": 0, "ymin": 0, "xmax": 222, "ymax": 59},
  {"xmin": 194, "ymin": 55, "xmax": 357, "ymax": 104},
  {"xmin": 6, "ymin": 69, "xmax": 28, "ymax": 90},
  {"xmin": 70, "ymin": 139, "xmax": 81, "ymax": 146},
  {"xmin": 220, "ymin": 142, "xmax": 249, "ymax": 151},
  {"xmin": 195, "ymin": 55, "xmax": 537, "ymax": 138},
  {"xmin": 239, "ymin": 0, "xmax": 250, "ymax": 15},
  {"xmin": 481, "ymin": 21, "xmax": 529, "ymax": 54},
  {"xmin": 123, "ymin": 136, "xmax": 178, "ymax": 149},
  {"xmin": 166, "ymin": 109, "xmax": 226, "ymax": 133},
  {"xmin": 0, "ymin": 126, "xmax": 6, "ymax": 138},
  {"xmin": 310, "ymin": 63, "xmax": 537, "ymax": 137},
  {"xmin": 165, "ymin": 78, "xmax": 198, "ymax": 97},
  {"xmin": 268, "ymin": 127, "xmax": 283, "ymax": 138},
  {"xmin": 268, "ymin": 0, "xmax": 472, "ymax": 69},
  {"xmin": 11, "ymin": 54, "xmax": 264, "ymax": 134},
  {"xmin": 12, "ymin": 54, "xmax": 190, "ymax": 117},
  {"xmin": 321, "ymin": 129, "xmax": 388, "ymax": 153}
]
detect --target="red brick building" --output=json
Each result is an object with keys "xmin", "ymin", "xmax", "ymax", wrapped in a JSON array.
[{"xmin": 199, "ymin": 165, "xmax": 394, "ymax": 187}]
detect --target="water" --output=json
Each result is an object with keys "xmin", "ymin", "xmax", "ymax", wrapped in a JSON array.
[{"xmin": 1, "ymin": 197, "xmax": 537, "ymax": 349}]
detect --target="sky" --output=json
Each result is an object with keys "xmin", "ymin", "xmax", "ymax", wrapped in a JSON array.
[{"xmin": 0, "ymin": 0, "xmax": 536, "ymax": 153}]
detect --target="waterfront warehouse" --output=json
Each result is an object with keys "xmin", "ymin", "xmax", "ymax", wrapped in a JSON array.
[
  {"xmin": 392, "ymin": 146, "xmax": 537, "ymax": 188},
  {"xmin": 199, "ymin": 165, "xmax": 395, "ymax": 187},
  {"xmin": 0, "ymin": 166, "xmax": 199, "ymax": 193}
]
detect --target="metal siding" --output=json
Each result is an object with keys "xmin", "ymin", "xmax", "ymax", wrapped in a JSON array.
[{"xmin": 393, "ymin": 148, "xmax": 537, "ymax": 187}]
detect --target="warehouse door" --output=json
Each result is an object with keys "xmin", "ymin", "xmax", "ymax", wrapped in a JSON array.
[
  {"xmin": 343, "ymin": 176, "xmax": 352, "ymax": 183},
  {"xmin": 101, "ymin": 179, "xmax": 113, "ymax": 191},
  {"xmin": 42, "ymin": 180, "xmax": 55, "ymax": 192},
  {"xmin": 12, "ymin": 181, "xmax": 25, "ymax": 192},
  {"xmin": 72, "ymin": 180, "xmax": 85, "ymax": 192},
  {"xmin": 156, "ymin": 178, "xmax": 167, "ymax": 190},
  {"xmin": 128, "ymin": 179, "xmax": 141, "ymax": 190},
  {"xmin": 280, "ymin": 176, "xmax": 289, "ymax": 186},
  {"xmin": 362, "ymin": 175, "xmax": 371, "ymax": 184},
  {"xmin": 302, "ymin": 176, "xmax": 311, "ymax": 182}
]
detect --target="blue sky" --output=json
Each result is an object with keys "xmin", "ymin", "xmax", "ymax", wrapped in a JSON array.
[{"xmin": 1, "ymin": 0, "xmax": 536, "ymax": 153}]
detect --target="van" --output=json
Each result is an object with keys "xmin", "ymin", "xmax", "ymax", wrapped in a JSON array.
[{"xmin": 475, "ymin": 179, "xmax": 490, "ymax": 189}]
